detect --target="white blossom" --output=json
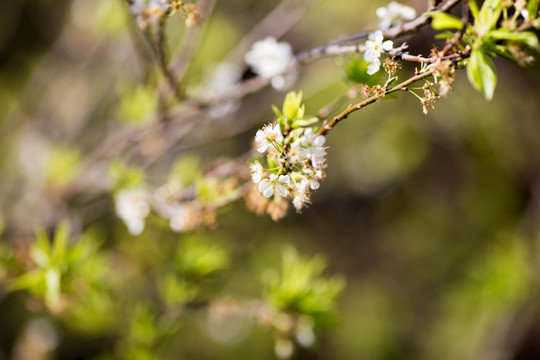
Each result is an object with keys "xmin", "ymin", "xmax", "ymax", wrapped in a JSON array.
[
  {"xmin": 169, "ymin": 203, "xmax": 188, "ymax": 232},
  {"xmin": 255, "ymin": 123, "xmax": 284, "ymax": 153},
  {"xmin": 292, "ymin": 179, "xmax": 310, "ymax": 211},
  {"xmin": 115, "ymin": 188, "xmax": 150, "ymax": 236},
  {"xmin": 250, "ymin": 161, "xmax": 264, "ymax": 184},
  {"xmin": 130, "ymin": 0, "xmax": 169, "ymax": 28},
  {"xmin": 270, "ymin": 71, "xmax": 299, "ymax": 91},
  {"xmin": 364, "ymin": 31, "xmax": 393, "ymax": 75},
  {"xmin": 367, "ymin": 57, "xmax": 381, "ymax": 75},
  {"xmin": 259, "ymin": 174, "xmax": 290, "ymax": 198},
  {"xmin": 376, "ymin": 1, "xmax": 416, "ymax": 30},
  {"xmin": 300, "ymin": 128, "xmax": 326, "ymax": 169},
  {"xmin": 364, "ymin": 31, "xmax": 394, "ymax": 62},
  {"xmin": 195, "ymin": 63, "xmax": 242, "ymax": 118},
  {"xmin": 245, "ymin": 37, "xmax": 293, "ymax": 79}
]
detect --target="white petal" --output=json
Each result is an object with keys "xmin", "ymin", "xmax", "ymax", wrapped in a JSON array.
[
  {"xmin": 277, "ymin": 184, "xmax": 288, "ymax": 197},
  {"xmin": 293, "ymin": 197, "xmax": 304, "ymax": 211},
  {"xmin": 367, "ymin": 59, "xmax": 381, "ymax": 75},
  {"xmin": 379, "ymin": 19, "xmax": 392, "ymax": 30},
  {"xmin": 278, "ymin": 175, "xmax": 290, "ymax": 184},
  {"xmin": 370, "ymin": 30, "xmax": 384, "ymax": 43},
  {"xmin": 376, "ymin": 7, "xmax": 389, "ymax": 19},
  {"xmin": 127, "ymin": 219, "xmax": 145, "ymax": 236},
  {"xmin": 400, "ymin": 6, "xmax": 416, "ymax": 20},
  {"xmin": 259, "ymin": 180, "xmax": 274, "ymax": 198},
  {"xmin": 364, "ymin": 49, "xmax": 380, "ymax": 62},
  {"xmin": 313, "ymin": 135, "xmax": 326, "ymax": 147},
  {"xmin": 382, "ymin": 40, "xmax": 394, "ymax": 51}
]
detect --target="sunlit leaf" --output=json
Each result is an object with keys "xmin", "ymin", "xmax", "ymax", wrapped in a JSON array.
[
  {"xmin": 426, "ymin": 12, "xmax": 463, "ymax": 30},
  {"xmin": 467, "ymin": 49, "xmax": 497, "ymax": 100}
]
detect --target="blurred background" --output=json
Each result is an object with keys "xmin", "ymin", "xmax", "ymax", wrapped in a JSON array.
[{"xmin": 1, "ymin": 0, "xmax": 540, "ymax": 359}]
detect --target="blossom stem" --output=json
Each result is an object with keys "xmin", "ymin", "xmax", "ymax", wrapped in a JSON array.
[{"xmin": 317, "ymin": 69, "xmax": 436, "ymax": 136}]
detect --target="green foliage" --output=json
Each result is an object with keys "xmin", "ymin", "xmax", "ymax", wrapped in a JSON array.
[
  {"xmin": 117, "ymin": 85, "xmax": 158, "ymax": 125},
  {"xmin": 487, "ymin": 29, "xmax": 540, "ymax": 50},
  {"xmin": 427, "ymin": 12, "xmax": 463, "ymax": 30},
  {"xmin": 8, "ymin": 222, "xmax": 109, "ymax": 312},
  {"xmin": 45, "ymin": 146, "xmax": 81, "ymax": 187},
  {"xmin": 109, "ymin": 158, "xmax": 146, "ymax": 190},
  {"xmin": 467, "ymin": 49, "xmax": 497, "ymax": 101},
  {"xmin": 342, "ymin": 55, "xmax": 382, "ymax": 86},
  {"xmin": 263, "ymin": 248, "xmax": 345, "ymax": 327},
  {"xmin": 170, "ymin": 155, "xmax": 201, "ymax": 187},
  {"xmin": 273, "ymin": 91, "xmax": 319, "ymax": 130},
  {"xmin": 176, "ymin": 237, "xmax": 229, "ymax": 279}
]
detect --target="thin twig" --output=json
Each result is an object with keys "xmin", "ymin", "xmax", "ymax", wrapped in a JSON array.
[
  {"xmin": 170, "ymin": 0, "xmax": 218, "ymax": 84},
  {"xmin": 317, "ymin": 69, "xmax": 436, "ymax": 136}
]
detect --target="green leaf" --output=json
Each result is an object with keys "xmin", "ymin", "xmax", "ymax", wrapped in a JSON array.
[
  {"xmin": 436, "ymin": 31, "xmax": 457, "ymax": 39},
  {"xmin": 343, "ymin": 56, "xmax": 382, "ymax": 86},
  {"xmin": 426, "ymin": 12, "xmax": 463, "ymax": 30},
  {"xmin": 32, "ymin": 230, "xmax": 51, "ymax": 268},
  {"xmin": 272, "ymin": 105, "xmax": 283, "ymax": 119},
  {"xmin": 117, "ymin": 85, "xmax": 158, "ymax": 125},
  {"xmin": 469, "ymin": 0, "xmax": 480, "ymax": 23},
  {"xmin": 45, "ymin": 146, "xmax": 81, "ymax": 186},
  {"xmin": 488, "ymin": 30, "xmax": 540, "ymax": 49},
  {"xmin": 528, "ymin": 0, "xmax": 538, "ymax": 19},
  {"xmin": 292, "ymin": 117, "xmax": 319, "ymax": 128},
  {"xmin": 8, "ymin": 270, "xmax": 44, "ymax": 292},
  {"xmin": 282, "ymin": 91, "xmax": 303, "ymax": 121},
  {"xmin": 467, "ymin": 49, "xmax": 497, "ymax": 101},
  {"xmin": 478, "ymin": 0, "xmax": 503, "ymax": 31},
  {"xmin": 45, "ymin": 267, "xmax": 61, "ymax": 307},
  {"xmin": 52, "ymin": 221, "xmax": 70, "ymax": 263}
]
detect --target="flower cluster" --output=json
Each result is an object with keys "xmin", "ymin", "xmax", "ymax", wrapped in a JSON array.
[
  {"xmin": 129, "ymin": 0, "xmax": 201, "ymax": 29},
  {"xmin": 247, "ymin": 92, "xmax": 326, "ymax": 219},
  {"xmin": 376, "ymin": 1, "xmax": 416, "ymax": 30},
  {"xmin": 129, "ymin": 0, "xmax": 169, "ymax": 29},
  {"xmin": 363, "ymin": 30, "xmax": 394, "ymax": 75},
  {"xmin": 245, "ymin": 37, "xmax": 297, "ymax": 91}
]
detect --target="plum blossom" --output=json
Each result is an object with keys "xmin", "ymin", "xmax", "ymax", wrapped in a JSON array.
[
  {"xmin": 299, "ymin": 128, "xmax": 326, "ymax": 169},
  {"xmin": 250, "ymin": 161, "xmax": 264, "ymax": 184},
  {"xmin": 259, "ymin": 174, "xmax": 290, "ymax": 198},
  {"xmin": 245, "ymin": 37, "xmax": 296, "ymax": 90},
  {"xmin": 195, "ymin": 63, "xmax": 242, "ymax": 118},
  {"xmin": 255, "ymin": 124, "xmax": 284, "ymax": 153},
  {"xmin": 376, "ymin": 1, "xmax": 416, "ymax": 30},
  {"xmin": 115, "ymin": 188, "xmax": 150, "ymax": 235},
  {"xmin": 130, "ymin": 0, "xmax": 169, "ymax": 29},
  {"xmin": 364, "ymin": 31, "xmax": 393, "ymax": 75},
  {"xmin": 168, "ymin": 203, "xmax": 200, "ymax": 232}
]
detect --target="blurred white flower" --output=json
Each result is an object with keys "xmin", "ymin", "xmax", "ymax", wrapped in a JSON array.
[
  {"xmin": 250, "ymin": 161, "xmax": 265, "ymax": 184},
  {"xmin": 270, "ymin": 71, "xmax": 299, "ymax": 92},
  {"xmin": 367, "ymin": 57, "xmax": 382, "ymax": 75},
  {"xmin": 259, "ymin": 174, "xmax": 290, "ymax": 198},
  {"xmin": 169, "ymin": 203, "xmax": 188, "ymax": 232},
  {"xmin": 255, "ymin": 123, "xmax": 284, "ymax": 153},
  {"xmin": 130, "ymin": 0, "xmax": 169, "ymax": 28},
  {"xmin": 196, "ymin": 63, "xmax": 242, "ymax": 118},
  {"xmin": 376, "ymin": 1, "xmax": 416, "ymax": 30},
  {"xmin": 245, "ymin": 37, "xmax": 293, "ymax": 79},
  {"xmin": 115, "ymin": 188, "xmax": 150, "ymax": 235}
]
